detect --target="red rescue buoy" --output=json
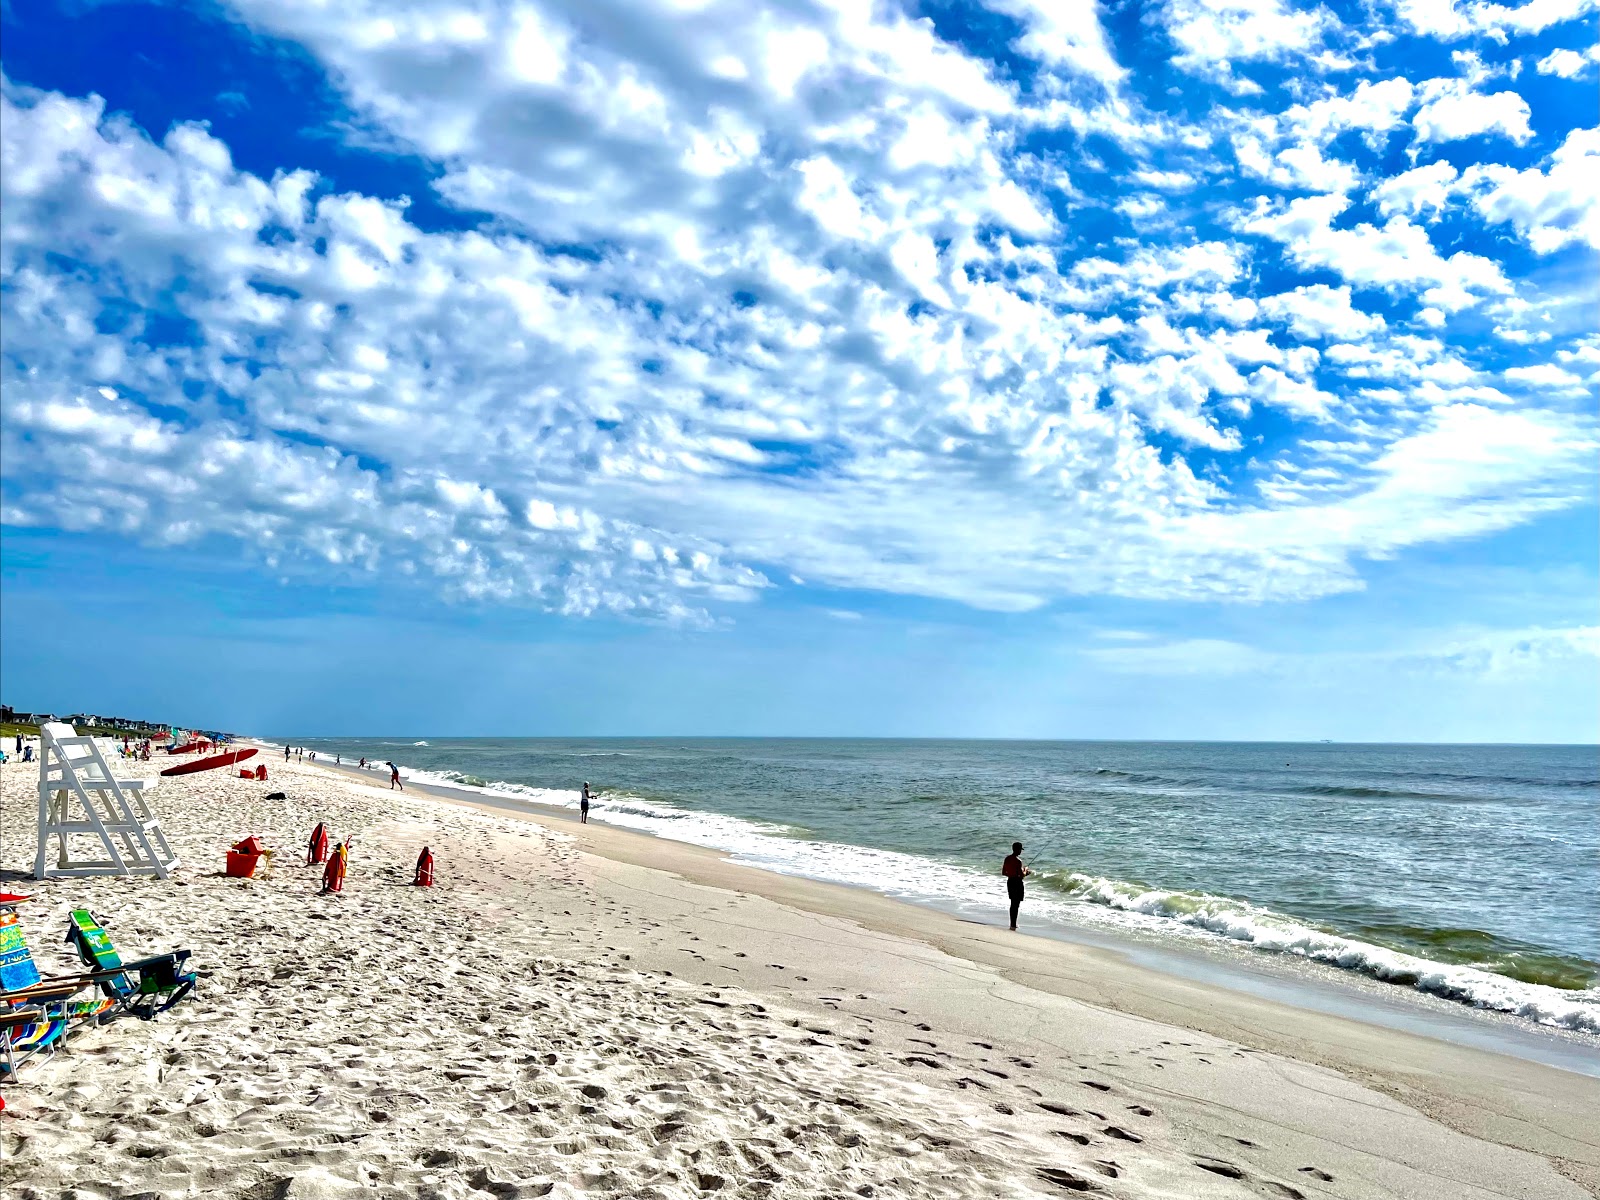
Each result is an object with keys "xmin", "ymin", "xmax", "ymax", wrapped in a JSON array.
[
  {"xmin": 414, "ymin": 846, "xmax": 435, "ymax": 887},
  {"xmin": 307, "ymin": 822, "xmax": 329, "ymax": 866},
  {"xmin": 321, "ymin": 840, "xmax": 348, "ymax": 894}
]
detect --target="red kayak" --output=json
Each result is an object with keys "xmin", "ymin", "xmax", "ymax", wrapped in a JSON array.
[{"xmin": 161, "ymin": 748, "xmax": 258, "ymax": 777}]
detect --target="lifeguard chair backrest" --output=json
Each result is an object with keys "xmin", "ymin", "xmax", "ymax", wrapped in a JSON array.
[{"xmin": 0, "ymin": 909, "xmax": 41, "ymax": 992}]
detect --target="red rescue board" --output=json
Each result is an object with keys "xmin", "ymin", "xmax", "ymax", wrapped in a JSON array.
[{"xmin": 160, "ymin": 748, "xmax": 258, "ymax": 777}]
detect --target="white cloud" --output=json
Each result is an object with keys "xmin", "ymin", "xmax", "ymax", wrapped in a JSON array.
[
  {"xmin": 1397, "ymin": 0, "xmax": 1599, "ymax": 39},
  {"xmin": 1089, "ymin": 625, "xmax": 1600, "ymax": 677},
  {"xmin": 1241, "ymin": 194, "xmax": 1511, "ymax": 311},
  {"xmin": 1534, "ymin": 47, "xmax": 1596, "ymax": 76},
  {"xmin": 1503, "ymin": 364, "xmax": 1589, "ymax": 392},
  {"xmin": 1260, "ymin": 284, "xmax": 1386, "ymax": 340},
  {"xmin": 1371, "ymin": 160, "xmax": 1461, "ymax": 219},
  {"xmin": 1459, "ymin": 127, "xmax": 1600, "ymax": 251},
  {"xmin": 1412, "ymin": 77, "xmax": 1533, "ymax": 144},
  {"xmin": 1163, "ymin": 0, "xmax": 1336, "ymax": 87},
  {"xmin": 1250, "ymin": 366, "xmax": 1341, "ymax": 419},
  {"xmin": 1284, "ymin": 78, "xmax": 1417, "ymax": 145},
  {"xmin": 985, "ymin": 0, "xmax": 1127, "ymax": 86}
]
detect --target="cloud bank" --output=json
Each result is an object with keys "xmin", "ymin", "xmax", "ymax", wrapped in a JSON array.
[{"xmin": 1, "ymin": 0, "xmax": 1595, "ymax": 623}]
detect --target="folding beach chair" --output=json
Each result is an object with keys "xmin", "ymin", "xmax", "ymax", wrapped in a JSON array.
[
  {"xmin": 64, "ymin": 910, "xmax": 196, "ymax": 1021},
  {"xmin": 1, "ymin": 907, "xmax": 113, "ymax": 1078}
]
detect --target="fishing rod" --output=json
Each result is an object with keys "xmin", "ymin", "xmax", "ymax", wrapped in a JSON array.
[{"xmin": 1021, "ymin": 839, "xmax": 1068, "ymax": 876}]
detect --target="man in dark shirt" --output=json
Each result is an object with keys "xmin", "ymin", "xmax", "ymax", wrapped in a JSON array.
[{"xmin": 1002, "ymin": 842, "xmax": 1030, "ymax": 931}]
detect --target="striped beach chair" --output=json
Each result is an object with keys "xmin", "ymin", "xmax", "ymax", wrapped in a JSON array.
[{"xmin": 1, "ymin": 905, "xmax": 113, "ymax": 1078}]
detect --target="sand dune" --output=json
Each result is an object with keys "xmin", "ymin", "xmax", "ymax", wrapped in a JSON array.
[{"xmin": 1, "ymin": 753, "xmax": 1594, "ymax": 1199}]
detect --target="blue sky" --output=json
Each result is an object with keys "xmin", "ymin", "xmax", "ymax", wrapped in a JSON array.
[{"xmin": 1, "ymin": 0, "xmax": 1595, "ymax": 741}]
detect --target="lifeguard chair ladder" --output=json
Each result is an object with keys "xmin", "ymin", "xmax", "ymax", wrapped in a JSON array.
[{"xmin": 33, "ymin": 723, "xmax": 179, "ymax": 879}]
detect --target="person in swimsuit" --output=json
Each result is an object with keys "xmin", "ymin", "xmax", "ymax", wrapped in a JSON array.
[
  {"xmin": 1002, "ymin": 842, "xmax": 1030, "ymax": 931},
  {"xmin": 580, "ymin": 782, "xmax": 591, "ymax": 824},
  {"xmin": 389, "ymin": 762, "xmax": 403, "ymax": 790}
]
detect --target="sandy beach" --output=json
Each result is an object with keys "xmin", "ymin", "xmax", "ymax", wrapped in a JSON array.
[{"xmin": 2, "ymin": 749, "xmax": 1597, "ymax": 1200}]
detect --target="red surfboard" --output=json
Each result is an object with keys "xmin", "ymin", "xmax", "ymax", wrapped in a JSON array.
[{"xmin": 160, "ymin": 748, "xmax": 258, "ymax": 777}]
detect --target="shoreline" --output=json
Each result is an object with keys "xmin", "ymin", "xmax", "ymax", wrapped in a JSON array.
[{"xmin": 301, "ymin": 748, "xmax": 1600, "ymax": 1077}]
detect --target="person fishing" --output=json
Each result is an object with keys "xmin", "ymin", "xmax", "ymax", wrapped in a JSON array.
[
  {"xmin": 1002, "ymin": 841, "xmax": 1031, "ymax": 931},
  {"xmin": 580, "ymin": 782, "xmax": 592, "ymax": 824}
]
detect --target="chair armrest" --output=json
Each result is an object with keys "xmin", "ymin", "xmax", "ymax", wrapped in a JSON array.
[{"xmin": 1, "ymin": 976, "xmax": 98, "ymax": 1003}]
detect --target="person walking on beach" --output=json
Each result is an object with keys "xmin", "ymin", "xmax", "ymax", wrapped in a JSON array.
[
  {"xmin": 1002, "ymin": 842, "xmax": 1030, "ymax": 931},
  {"xmin": 389, "ymin": 761, "xmax": 403, "ymax": 790},
  {"xmin": 580, "ymin": 782, "xmax": 592, "ymax": 824}
]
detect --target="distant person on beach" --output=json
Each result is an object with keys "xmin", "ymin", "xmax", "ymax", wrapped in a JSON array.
[
  {"xmin": 389, "ymin": 762, "xmax": 403, "ymax": 790},
  {"xmin": 580, "ymin": 782, "xmax": 592, "ymax": 824},
  {"xmin": 335, "ymin": 754, "xmax": 341, "ymax": 765},
  {"xmin": 1002, "ymin": 842, "xmax": 1030, "ymax": 931},
  {"xmin": 284, "ymin": 745, "xmax": 290, "ymax": 760}
]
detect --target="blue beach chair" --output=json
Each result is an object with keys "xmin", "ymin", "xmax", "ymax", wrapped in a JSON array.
[
  {"xmin": 64, "ymin": 909, "xmax": 197, "ymax": 1020},
  {"xmin": 1, "ymin": 906, "xmax": 113, "ymax": 1078}
]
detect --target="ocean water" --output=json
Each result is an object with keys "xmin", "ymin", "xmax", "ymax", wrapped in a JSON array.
[{"xmin": 293, "ymin": 737, "xmax": 1600, "ymax": 1033}]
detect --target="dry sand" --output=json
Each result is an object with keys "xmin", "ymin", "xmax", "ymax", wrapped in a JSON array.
[{"xmin": 1, "ymin": 750, "xmax": 1596, "ymax": 1199}]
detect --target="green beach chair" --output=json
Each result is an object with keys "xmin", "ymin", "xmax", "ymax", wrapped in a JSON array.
[
  {"xmin": 1, "ymin": 907, "xmax": 114, "ymax": 1078},
  {"xmin": 64, "ymin": 910, "xmax": 196, "ymax": 1021}
]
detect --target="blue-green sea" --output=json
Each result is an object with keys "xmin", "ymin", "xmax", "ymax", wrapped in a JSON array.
[{"xmin": 289, "ymin": 737, "xmax": 1600, "ymax": 1033}]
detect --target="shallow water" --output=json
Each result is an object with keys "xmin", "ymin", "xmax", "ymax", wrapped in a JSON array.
[{"xmin": 291, "ymin": 737, "xmax": 1600, "ymax": 1032}]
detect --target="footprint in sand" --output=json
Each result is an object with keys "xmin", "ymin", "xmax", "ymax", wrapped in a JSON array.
[
  {"xmin": 1195, "ymin": 1158, "xmax": 1245, "ymax": 1180},
  {"xmin": 1102, "ymin": 1126, "xmax": 1141, "ymax": 1143},
  {"xmin": 1299, "ymin": 1166, "xmax": 1334, "ymax": 1181},
  {"xmin": 1035, "ymin": 1165, "xmax": 1101, "ymax": 1192}
]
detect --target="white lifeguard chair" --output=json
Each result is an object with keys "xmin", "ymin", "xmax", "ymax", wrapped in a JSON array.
[{"xmin": 34, "ymin": 722, "xmax": 180, "ymax": 879}]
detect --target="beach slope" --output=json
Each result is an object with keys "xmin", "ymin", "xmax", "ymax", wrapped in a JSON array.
[{"xmin": 2, "ymin": 754, "xmax": 1595, "ymax": 1199}]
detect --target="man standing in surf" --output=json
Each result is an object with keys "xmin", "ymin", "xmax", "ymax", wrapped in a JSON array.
[
  {"xmin": 389, "ymin": 761, "xmax": 403, "ymax": 791},
  {"xmin": 1002, "ymin": 842, "xmax": 1030, "ymax": 931}
]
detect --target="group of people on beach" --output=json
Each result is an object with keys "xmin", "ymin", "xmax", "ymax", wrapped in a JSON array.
[{"xmin": 118, "ymin": 737, "xmax": 154, "ymax": 761}]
